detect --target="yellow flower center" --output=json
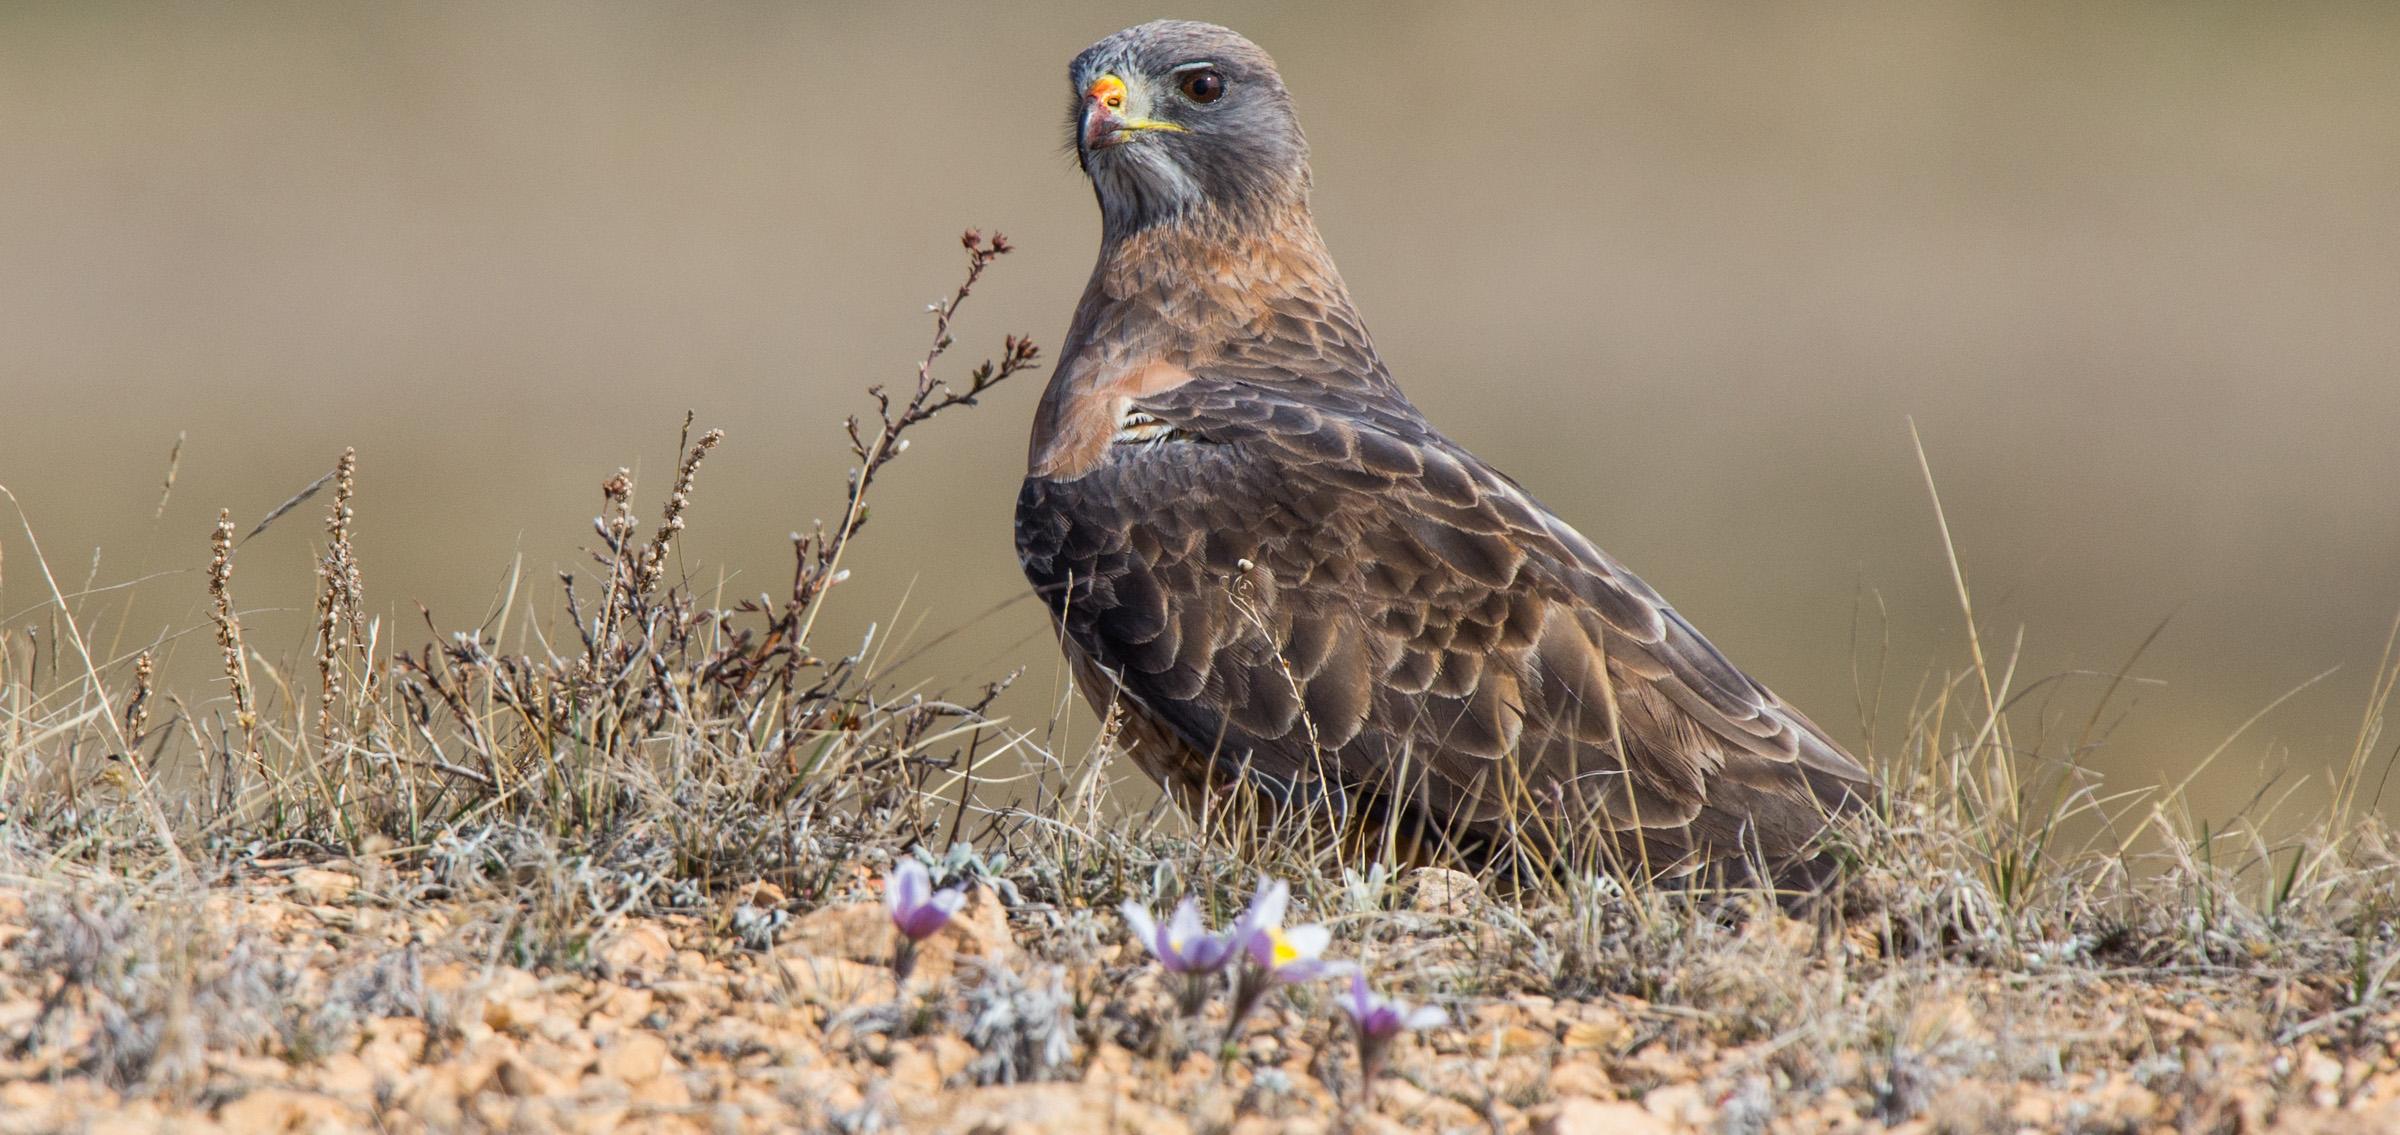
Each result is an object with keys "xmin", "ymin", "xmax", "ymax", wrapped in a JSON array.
[{"xmin": 1266, "ymin": 928, "xmax": 1300, "ymax": 967}]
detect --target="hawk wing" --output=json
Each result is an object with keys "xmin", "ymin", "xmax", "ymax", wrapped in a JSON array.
[{"xmin": 1015, "ymin": 373, "xmax": 1868, "ymax": 884}]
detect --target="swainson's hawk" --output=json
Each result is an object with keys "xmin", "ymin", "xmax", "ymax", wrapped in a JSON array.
[{"xmin": 1015, "ymin": 21, "xmax": 1870, "ymax": 893}]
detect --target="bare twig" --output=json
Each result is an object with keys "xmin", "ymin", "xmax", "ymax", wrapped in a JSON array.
[{"xmin": 784, "ymin": 230, "xmax": 1040, "ymax": 674}]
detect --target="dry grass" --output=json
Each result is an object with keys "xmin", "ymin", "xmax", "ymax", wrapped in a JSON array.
[{"xmin": 0, "ymin": 232, "xmax": 2396, "ymax": 1132}]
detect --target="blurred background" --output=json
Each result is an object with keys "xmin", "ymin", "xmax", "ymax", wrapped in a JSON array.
[{"xmin": 3, "ymin": 2, "xmax": 2396, "ymax": 824}]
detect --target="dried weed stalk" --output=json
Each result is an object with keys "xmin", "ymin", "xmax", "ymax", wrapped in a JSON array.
[
  {"xmin": 123, "ymin": 650, "xmax": 154, "ymax": 754},
  {"xmin": 207, "ymin": 509, "xmax": 262, "ymax": 781},
  {"xmin": 315, "ymin": 447, "xmax": 366, "ymax": 750},
  {"xmin": 635, "ymin": 418, "xmax": 724, "ymax": 600}
]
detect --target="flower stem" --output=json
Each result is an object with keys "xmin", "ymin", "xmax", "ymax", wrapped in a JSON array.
[{"xmin": 1177, "ymin": 971, "xmax": 1213, "ymax": 1017}]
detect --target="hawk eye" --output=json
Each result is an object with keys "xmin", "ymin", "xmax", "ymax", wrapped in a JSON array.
[{"xmin": 1178, "ymin": 68, "xmax": 1225, "ymax": 104}]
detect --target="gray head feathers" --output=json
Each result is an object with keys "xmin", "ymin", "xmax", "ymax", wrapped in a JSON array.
[{"xmin": 1068, "ymin": 21, "xmax": 1311, "ymax": 238}]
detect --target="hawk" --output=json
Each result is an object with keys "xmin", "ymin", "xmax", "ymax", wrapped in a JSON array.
[{"xmin": 1014, "ymin": 21, "xmax": 1870, "ymax": 893}]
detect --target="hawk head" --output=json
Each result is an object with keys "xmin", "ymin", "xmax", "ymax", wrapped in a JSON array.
[{"xmin": 1068, "ymin": 21, "xmax": 1309, "ymax": 236}]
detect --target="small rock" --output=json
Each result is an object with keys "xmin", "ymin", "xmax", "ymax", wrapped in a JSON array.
[
  {"xmin": 629, "ymin": 1072, "xmax": 692, "ymax": 1108},
  {"xmin": 779, "ymin": 955, "xmax": 899, "ymax": 1004},
  {"xmin": 1616, "ymin": 1049, "xmax": 1692, "ymax": 1092},
  {"xmin": 929, "ymin": 1035, "xmax": 978, "ymax": 1083},
  {"xmin": 889, "ymin": 1047, "xmax": 943, "ymax": 1096},
  {"xmin": 1082, "ymin": 1043, "xmax": 1137, "ymax": 1087},
  {"xmin": 2092, "ymin": 1079, "xmax": 2160, "ymax": 1125},
  {"xmin": 585, "ymin": 985, "xmax": 655, "ymax": 1026},
  {"xmin": 217, "ymin": 1087, "xmax": 356, "ymax": 1132},
  {"xmin": 951, "ymin": 885, "xmax": 1019, "ymax": 958},
  {"xmin": 596, "ymin": 921, "xmax": 675, "ymax": 979},
  {"xmin": 310, "ymin": 1052, "xmax": 377, "ymax": 1098},
  {"xmin": 1642, "ymin": 1083, "xmax": 1711, "ymax": 1127},
  {"xmin": 421, "ymin": 961, "xmax": 475, "ymax": 996},
  {"xmin": 735, "ymin": 880, "xmax": 787, "ymax": 907},
  {"xmin": 1550, "ymin": 1060, "xmax": 1613, "ymax": 1099},
  {"xmin": 1232, "ymin": 1118, "xmax": 1328, "ymax": 1135},
  {"xmin": 2008, "ymin": 1092, "xmax": 2056, "ymax": 1129},
  {"xmin": 795, "ymin": 1065, "xmax": 867, "ymax": 1114},
  {"xmin": 1375, "ymin": 1080, "xmax": 1481, "ymax": 1130},
  {"xmin": 357, "ymin": 1017, "xmax": 424, "ymax": 1080},
  {"xmin": 647, "ymin": 978, "xmax": 729, "ymax": 1013},
  {"xmin": 289, "ymin": 868, "xmax": 358, "ymax": 905},
  {"xmin": 532, "ymin": 1009, "xmax": 584, "ymax": 1045},
  {"xmin": 489, "ymin": 1056, "xmax": 560, "ymax": 1098},
  {"xmin": 938, "ymin": 1083, "xmax": 1187, "ymax": 1135},
  {"xmin": 1924, "ymin": 1079, "xmax": 2004, "ymax": 1134},
  {"xmin": 466, "ymin": 1092, "xmax": 517, "ymax": 1131},
  {"xmin": 1493, "ymin": 1024, "xmax": 1553, "ymax": 1056},
  {"xmin": 1562, "ymin": 1011, "xmax": 1630, "ymax": 1052},
  {"xmin": 597, "ymin": 1032, "xmax": 670, "ymax": 1084},
  {"xmin": 482, "ymin": 994, "xmax": 547, "ymax": 1035},
  {"xmin": 2304, "ymin": 1049, "xmax": 2344, "ymax": 1104},
  {"xmin": 1536, "ymin": 1098, "xmax": 1674, "ymax": 1135},
  {"xmin": 1402, "ymin": 868, "xmax": 1484, "ymax": 915}
]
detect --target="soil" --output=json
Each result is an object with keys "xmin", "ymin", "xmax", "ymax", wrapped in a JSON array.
[{"xmin": 1, "ymin": 859, "xmax": 2394, "ymax": 1135}]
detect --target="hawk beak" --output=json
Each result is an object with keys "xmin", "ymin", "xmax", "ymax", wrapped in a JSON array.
[{"xmin": 1083, "ymin": 73, "xmax": 1186, "ymax": 151}]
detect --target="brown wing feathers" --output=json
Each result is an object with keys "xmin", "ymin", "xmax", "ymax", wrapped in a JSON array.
[{"xmin": 1019, "ymin": 371, "xmax": 1869, "ymax": 887}]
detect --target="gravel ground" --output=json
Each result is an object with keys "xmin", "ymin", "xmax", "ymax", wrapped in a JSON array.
[{"xmin": 2, "ymin": 850, "xmax": 2394, "ymax": 1135}]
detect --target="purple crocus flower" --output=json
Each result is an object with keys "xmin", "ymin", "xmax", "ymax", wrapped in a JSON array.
[
  {"xmin": 1223, "ymin": 888, "xmax": 1355, "ymax": 1046},
  {"xmin": 1246, "ymin": 921, "xmax": 1349, "ymax": 985},
  {"xmin": 1122, "ymin": 877, "xmax": 1289, "ymax": 1015},
  {"xmin": 1341, "ymin": 973, "xmax": 1447, "ymax": 1103},
  {"xmin": 885, "ymin": 858, "xmax": 965, "ymax": 981},
  {"xmin": 887, "ymin": 859, "xmax": 966, "ymax": 939},
  {"xmin": 1120, "ymin": 896, "xmax": 1244, "ymax": 973}
]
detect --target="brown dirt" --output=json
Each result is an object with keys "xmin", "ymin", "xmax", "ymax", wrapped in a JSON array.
[{"xmin": 2, "ymin": 858, "xmax": 2395, "ymax": 1135}]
